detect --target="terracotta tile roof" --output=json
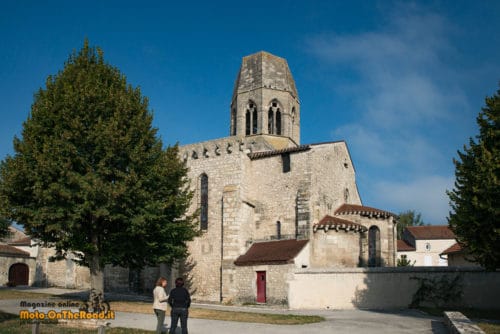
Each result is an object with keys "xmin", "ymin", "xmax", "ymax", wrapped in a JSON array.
[
  {"xmin": 406, "ymin": 226, "xmax": 455, "ymax": 240},
  {"xmin": 247, "ymin": 145, "xmax": 310, "ymax": 160},
  {"xmin": 313, "ymin": 215, "xmax": 367, "ymax": 233},
  {"xmin": 335, "ymin": 203, "xmax": 395, "ymax": 218},
  {"xmin": 0, "ymin": 244, "xmax": 30, "ymax": 257},
  {"xmin": 441, "ymin": 242, "xmax": 462, "ymax": 255},
  {"xmin": 8, "ymin": 236, "xmax": 31, "ymax": 246},
  {"xmin": 234, "ymin": 239, "xmax": 308, "ymax": 266},
  {"xmin": 397, "ymin": 239, "xmax": 416, "ymax": 252}
]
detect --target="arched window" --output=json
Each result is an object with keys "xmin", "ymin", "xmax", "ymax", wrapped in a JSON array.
[
  {"xmin": 252, "ymin": 109, "xmax": 258, "ymax": 134},
  {"xmin": 200, "ymin": 173, "xmax": 208, "ymax": 230},
  {"xmin": 246, "ymin": 101, "xmax": 258, "ymax": 135},
  {"xmin": 276, "ymin": 110, "xmax": 281, "ymax": 135},
  {"xmin": 267, "ymin": 100, "xmax": 282, "ymax": 135},
  {"xmin": 368, "ymin": 226, "xmax": 381, "ymax": 267},
  {"xmin": 245, "ymin": 111, "xmax": 251, "ymax": 135},
  {"xmin": 268, "ymin": 109, "xmax": 274, "ymax": 134}
]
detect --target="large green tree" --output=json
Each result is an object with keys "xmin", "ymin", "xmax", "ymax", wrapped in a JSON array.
[
  {"xmin": 397, "ymin": 210, "xmax": 425, "ymax": 239},
  {"xmin": 0, "ymin": 217, "xmax": 10, "ymax": 239},
  {"xmin": 0, "ymin": 41, "xmax": 197, "ymax": 294},
  {"xmin": 447, "ymin": 85, "xmax": 500, "ymax": 270}
]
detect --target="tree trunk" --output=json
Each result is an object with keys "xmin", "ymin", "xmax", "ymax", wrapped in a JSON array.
[
  {"xmin": 89, "ymin": 241, "xmax": 104, "ymax": 303},
  {"xmin": 89, "ymin": 254, "xmax": 104, "ymax": 297},
  {"xmin": 159, "ymin": 263, "xmax": 172, "ymax": 290}
]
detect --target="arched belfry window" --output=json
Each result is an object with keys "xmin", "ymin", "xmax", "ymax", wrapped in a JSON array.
[
  {"xmin": 290, "ymin": 107, "xmax": 296, "ymax": 138},
  {"xmin": 246, "ymin": 101, "xmax": 258, "ymax": 135},
  {"xmin": 245, "ymin": 111, "xmax": 251, "ymax": 135},
  {"xmin": 268, "ymin": 109, "xmax": 274, "ymax": 134},
  {"xmin": 276, "ymin": 110, "xmax": 281, "ymax": 135},
  {"xmin": 200, "ymin": 173, "xmax": 208, "ymax": 230},
  {"xmin": 268, "ymin": 100, "xmax": 282, "ymax": 135},
  {"xmin": 368, "ymin": 226, "xmax": 381, "ymax": 267},
  {"xmin": 252, "ymin": 109, "xmax": 258, "ymax": 134}
]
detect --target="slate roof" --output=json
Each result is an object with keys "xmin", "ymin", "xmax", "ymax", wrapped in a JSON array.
[
  {"xmin": 441, "ymin": 242, "xmax": 462, "ymax": 255},
  {"xmin": 406, "ymin": 226, "xmax": 455, "ymax": 240},
  {"xmin": 335, "ymin": 203, "xmax": 395, "ymax": 218},
  {"xmin": 232, "ymin": 51, "xmax": 298, "ymax": 100},
  {"xmin": 313, "ymin": 215, "xmax": 367, "ymax": 233},
  {"xmin": 397, "ymin": 239, "xmax": 416, "ymax": 252},
  {"xmin": 0, "ymin": 244, "xmax": 30, "ymax": 257},
  {"xmin": 234, "ymin": 239, "xmax": 308, "ymax": 266}
]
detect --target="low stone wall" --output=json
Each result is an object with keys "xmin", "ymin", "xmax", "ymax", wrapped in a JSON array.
[
  {"xmin": 288, "ymin": 267, "xmax": 500, "ymax": 310},
  {"xmin": 444, "ymin": 311, "xmax": 485, "ymax": 334}
]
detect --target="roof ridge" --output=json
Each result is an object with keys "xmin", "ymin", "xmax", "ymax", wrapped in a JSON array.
[
  {"xmin": 247, "ymin": 145, "xmax": 310, "ymax": 160},
  {"xmin": 405, "ymin": 225, "xmax": 455, "ymax": 240}
]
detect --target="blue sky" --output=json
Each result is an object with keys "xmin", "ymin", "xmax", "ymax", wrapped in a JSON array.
[{"xmin": 1, "ymin": 1, "xmax": 499, "ymax": 224}]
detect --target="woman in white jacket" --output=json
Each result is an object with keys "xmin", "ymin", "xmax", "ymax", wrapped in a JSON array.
[{"xmin": 153, "ymin": 277, "xmax": 168, "ymax": 334}]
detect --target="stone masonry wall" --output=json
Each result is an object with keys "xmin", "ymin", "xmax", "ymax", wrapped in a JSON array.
[
  {"xmin": 180, "ymin": 136, "xmax": 250, "ymax": 302},
  {"xmin": 233, "ymin": 264, "xmax": 294, "ymax": 305},
  {"xmin": 32, "ymin": 246, "xmax": 159, "ymax": 293},
  {"xmin": 179, "ymin": 136, "xmax": 366, "ymax": 302},
  {"xmin": 247, "ymin": 141, "xmax": 362, "ymax": 243},
  {"xmin": 309, "ymin": 143, "xmax": 362, "ymax": 222},
  {"xmin": 35, "ymin": 247, "xmax": 90, "ymax": 289},
  {"xmin": 311, "ymin": 230, "xmax": 361, "ymax": 268}
]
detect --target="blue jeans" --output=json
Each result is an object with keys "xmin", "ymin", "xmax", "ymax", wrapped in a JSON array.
[
  {"xmin": 154, "ymin": 308, "xmax": 166, "ymax": 334},
  {"xmin": 169, "ymin": 307, "xmax": 188, "ymax": 334}
]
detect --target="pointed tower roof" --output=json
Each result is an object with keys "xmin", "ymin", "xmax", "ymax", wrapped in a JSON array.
[{"xmin": 231, "ymin": 51, "xmax": 298, "ymax": 101}]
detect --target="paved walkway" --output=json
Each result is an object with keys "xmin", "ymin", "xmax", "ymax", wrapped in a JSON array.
[{"xmin": 0, "ymin": 287, "xmax": 447, "ymax": 333}]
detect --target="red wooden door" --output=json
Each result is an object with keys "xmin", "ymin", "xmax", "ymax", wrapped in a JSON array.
[
  {"xmin": 9, "ymin": 263, "xmax": 29, "ymax": 286},
  {"xmin": 256, "ymin": 271, "xmax": 266, "ymax": 303}
]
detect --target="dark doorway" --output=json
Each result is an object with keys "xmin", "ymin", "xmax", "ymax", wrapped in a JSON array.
[
  {"xmin": 256, "ymin": 271, "xmax": 266, "ymax": 303},
  {"xmin": 9, "ymin": 263, "xmax": 29, "ymax": 286}
]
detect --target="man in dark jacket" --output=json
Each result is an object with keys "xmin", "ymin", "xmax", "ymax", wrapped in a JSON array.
[{"xmin": 168, "ymin": 277, "xmax": 191, "ymax": 334}]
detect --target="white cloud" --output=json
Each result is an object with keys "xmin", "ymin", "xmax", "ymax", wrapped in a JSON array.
[
  {"xmin": 371, "ymin": 175, "xmax": 454, "ymax": 224},
  {"xmin": 334, "ymin": 123, "xmax": 445, "ymax": 174},
  {"xmin": 308, "ymin": 7, "xmax": 460, "ymax": 130},
  {"xmin": 307, "ymin": 4, "xmax": 467, "ymax": 223}
]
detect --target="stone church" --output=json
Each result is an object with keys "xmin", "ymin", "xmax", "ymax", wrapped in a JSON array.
[
  {"xmin": 0, "ymin": 51, "xmax": 397, "ymax": 304},
  {"xmin": 179, "ymin": 51, "xmax": 397, "ymax": 304}
]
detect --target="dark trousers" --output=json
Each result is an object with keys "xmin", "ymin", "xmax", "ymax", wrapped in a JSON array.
[
  {"xmin": 169, "ymin": 307, "xmax": 188, "ymax": 334},
  {"xmin": 154, "ymin": 308, "xmax": 166, "ymax": 334}
]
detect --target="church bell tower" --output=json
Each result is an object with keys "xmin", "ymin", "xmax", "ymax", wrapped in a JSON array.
[{"xmin": 230, "ymin": 51, "xmax": 300, "ymax": 145}]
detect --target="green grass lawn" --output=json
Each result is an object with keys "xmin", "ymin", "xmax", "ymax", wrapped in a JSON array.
[
  {"xmin": 0, "ymin": 311, "xmax": 155, "ymax": 333},
  {"xmin": 0, "ymin": 288, "xmax": 324, "ymax": 326},
  {"xmin": 0, "ymin": 289, "xmax": 60, "ymax": 300}
]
